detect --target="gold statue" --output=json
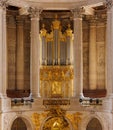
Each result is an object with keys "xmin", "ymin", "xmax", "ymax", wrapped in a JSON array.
[
  {"xmin": 40, "ymin": 24, "xmax": 47, "ymax": 37},
  {"xmin": 52, "ymin": 14, "xmax": 61, "ymax": 30},
  {"xmin": 66, "ymin": 24, "xmax": 73, "ymax": 37}
]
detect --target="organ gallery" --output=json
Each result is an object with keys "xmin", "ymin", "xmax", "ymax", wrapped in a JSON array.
[{"xmin": 0, "ymin": 0, "xmax": 112, "ymax": 130}]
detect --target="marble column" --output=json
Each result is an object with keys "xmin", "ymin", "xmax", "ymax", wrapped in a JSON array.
[
  {"xmin": 0, "ymin": 1, "xmax": 7, "ymax": 97},
  {"xmin": 29, "ymin": 8, "xmax": 41, "ymax": 97},
  {"xmin": 16, "ymin": 17, "xmax": 24, "ymax": 90},
  {"xmin": 89, "ymin": 20, "xmax": 97, "ymax": 90},
  {"xmin": 73, "ymin": 8, "xmax": 83, "ymax": 97},
  {"xmin": 106, "ymin": 0, "xmax": 113, "ymax": 96}
]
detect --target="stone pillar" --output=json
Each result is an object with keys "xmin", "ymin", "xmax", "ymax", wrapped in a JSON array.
[
  {"xmin": 29, "ymin": 8, "xmax": 41, "ymax": 97},
  {"xmin": 106, "ymin": 0, "xmax": 113, "ymax": 96},
  {"xmin": 16, "ymin": 17, "xmax": 24, "ymax": 90},
  {"xmin": 89, "ymin": 20, "xmax": 97, "ymax": 90},
  {"xmin": 0, "ymin": 0, "xmax": 7, "ymax": 97},
  {"xmin": 73, "ymin": 8, "xmax": 83, "ymax": 97}
]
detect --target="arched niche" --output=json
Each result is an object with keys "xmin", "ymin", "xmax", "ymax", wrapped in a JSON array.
[
  {"xmin": 86, "ymin": 118, "xmax": 102, "ymax": 130},
  {"xmin": 11, "ymin": 116, "xmax": 34, "ymax": 130},
  {"xmin": 11, "ymin": 117, "xmax": 27, "ymax": 130}
]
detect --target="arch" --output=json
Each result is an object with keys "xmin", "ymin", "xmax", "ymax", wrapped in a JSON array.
[
  {"xmin": 9, "ymin": 115, "xmax": 34, "ymax": 130},
  {"xmin": 80, "ymin": 113, "xmax": 109, "ymax": 130},
  {"xmin": 86, "ymin": 118, "xmax": 102, "ymax": 130},
  {"xmin": 11, "ymin": 117, "xmax": 27, "ymax": 130},
  {"xmin": 40, "ymin": 116, "xmax": 73, "ymax": 130}
]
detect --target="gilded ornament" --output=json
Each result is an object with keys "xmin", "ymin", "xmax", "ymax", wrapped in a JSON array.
[
  {"xmin": 52, "ymin": 14, "xmax": 61, "ymax": 30},
  {"xmin": 66, "ymin": 112, "xmax": 82, "ymax": 130},
  {"xmin": 66, "ymin": 24, "xmax": 73, "ymax": 37},
  {"xmin": 40, "ymin": 66, "xmax": 74, "ymax": 81},
  {"xmin": 40, "ymin": 24, "xmax": 47, "ymax": 37},
  {"xmin": 43, "ymin": 108, "xmax": 69, "ymax": 130},
  {"xmin": 46, "ymin": 32, "xmax": 53, "ymax": 42},
  {"xmin": 31, "ymin": 113, "xmax": 40, "ymax": 130}
]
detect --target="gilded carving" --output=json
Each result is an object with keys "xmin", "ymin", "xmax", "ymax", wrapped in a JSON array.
[
  {"xmin": 43, "ymin": 116, "xmax": 69, "ymax": 130},
  {"xmin": 46, "ymin": 30, "xmax": 53, "ymax": 42},
  {"xmin": 40, "ymin": 24, "xmax": 47, "ymax": 37},
  {"xmin": 31, "ymin": 112, "xmax": 48, "ymax": 130},
  {"xmin": 66, "ymin": 24, "xmax": 73, "ymax": 37},
  {"xmin": 66, "ymin": 112, "xmax": 82, "ymax": 130},
  {"xmin": 48, "ymin": 108, "xmax": 66, "ymax": 117},
  {"xmin": 43, "ymin": 108, "xmax": 69, "ymax": 130},
  {"xmin": 52, "ymin": 14, "xmax": 61, "ymax": 30},
  {"xmin": 40, "ymin": 66, "xmax": 73, "ymax": 98},
  {"xmin": 32, "ymin": 113, "xmax": 40, "ymax": 130},
  {"xmin": 40, "ymin": 66, "xmax": 74, "ymax": 81}
]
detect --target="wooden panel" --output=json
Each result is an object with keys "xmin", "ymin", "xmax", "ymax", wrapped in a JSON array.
[
  {"xmin": 83, "ymin": 89, "xmax": 107, "ymax": 98},
  {"xmin": 7, "ymin": 90, "xmax": 30, "ymax": 98}
]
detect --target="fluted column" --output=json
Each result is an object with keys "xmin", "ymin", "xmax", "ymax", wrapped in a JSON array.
[
  {"xmin": 106, "ymin": 0, "xmax": 113, "ymax": 96},
  {"xmin": 16, "ymin": 17, "xmax": 24, "ymax": 90},
  {"xmin": 73, "ymin": 8, "xmax": 83, "ymax": 97},
  {"xmin": 0, "ymin": 0, "xmax": 7, "ymax": 97},
  {"xmin": 89, "ymin": 20, "xmax": 97, "ymax": 90},
  {"xmin": 29, "ymin": 8, "xmax": 41, "ymax": 97}
]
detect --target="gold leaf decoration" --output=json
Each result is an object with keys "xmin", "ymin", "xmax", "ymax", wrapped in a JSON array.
[{"xmin": 66, "ymin": 112, "xmax": 82, "ymax": 130}]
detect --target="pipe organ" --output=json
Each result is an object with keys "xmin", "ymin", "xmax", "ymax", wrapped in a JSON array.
[{"xmin": 40, "ymin": 15, "xmax": 74, "ymax": 98}]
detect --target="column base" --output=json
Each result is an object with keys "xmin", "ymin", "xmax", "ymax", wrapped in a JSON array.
[
  {"xmin": 0, "ymin": 94, "xmax": 7, "ymax": 99},
  {"xmin": 72, "ymin": 92, "xmax": 84, "ymax": 99},
  {"xmin": 106, "ymin": 93, "xmax": 113, "ymax": 99},
  {"xmin": 32, "ymin": 93, "xmax": 41, "ymax": 98}
]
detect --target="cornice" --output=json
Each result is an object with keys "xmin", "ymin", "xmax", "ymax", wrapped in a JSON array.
[{"xmin": 8, "ymin": 0, "xmax": 105, "ymax": 10}]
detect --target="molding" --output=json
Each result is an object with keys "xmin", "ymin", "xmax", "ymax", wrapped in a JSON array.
[{"xmin": 8, "ymin": 0, "xmax": 105, "ymax": 10}]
